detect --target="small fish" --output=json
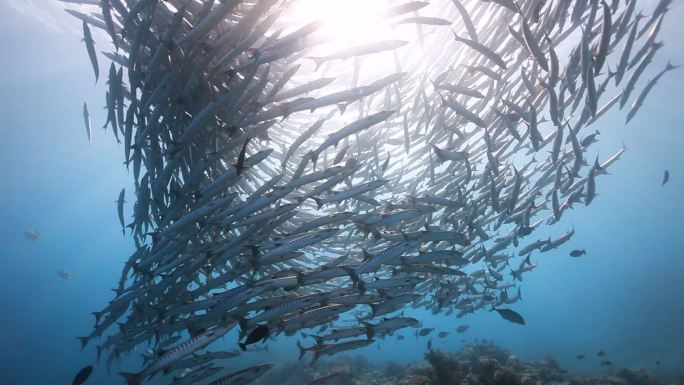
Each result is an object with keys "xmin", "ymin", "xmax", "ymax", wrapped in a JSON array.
[
  {"xmin": 81, "ymin": 20, "xmax": 98, "ymax": 82},
  {"xmin": 437, "ymin": 331, "xmax": 449, "ymax": 338},
  {"xmin": 576, "ymin": 354, "xmax": 586, "ymax": 359},
  {"xmin": 58, "ymin": 269, "xmax": 74, "ymax": 280},
  {"xmin": 600, "ymin": 360, "xmax": 613, "ymax": 366},
  {"xmin": 83, "ymin": 102, "xmax": 92, "ymax": 143},
  {"xmin": 570, "ymin": 249, "xmax": 586, "ymax": 257},
  {"xmin": 24, "ymin": 228, "xmax": 40, "ymax": 241},
  {"xmin": 72, "ymin": 365, "xmax": 93, "ymax": 385},
  {"xmin": 662, "ymin": 170, "xmax": 669, "ymax": 185},
  {"xmin": 117, "ymin": 188, "xmax": 126, "ymax": 235},
  {"xmin": 456, "ymin": 325, "xmax": 470, "ymax": 333},
  {"xmin": 492, "ymin": 308, "xmax": 525, "ymax": 325},
  {"xmin": 597, "ymin": 350, "xmax": 607, "ymax": 357}
]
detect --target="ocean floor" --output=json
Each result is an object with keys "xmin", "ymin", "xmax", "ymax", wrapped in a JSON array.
[{"xmin": 255, "ymin": 342, "xmax": 683, "ymax": 385}]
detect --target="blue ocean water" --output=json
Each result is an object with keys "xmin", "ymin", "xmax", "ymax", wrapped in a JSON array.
[{"xmin": 0, "ymin": 3, "xmax": 683, "ymax": 385}]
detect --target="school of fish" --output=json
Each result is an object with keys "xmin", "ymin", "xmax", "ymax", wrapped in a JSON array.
[{"xmin": 61, "ymin": 0, "xmax": 676, "ymax": 384}]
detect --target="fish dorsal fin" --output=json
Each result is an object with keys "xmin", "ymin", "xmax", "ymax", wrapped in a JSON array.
[{"xmin": 361, "ymin": 248, "xmax": 372, "ymax": 261}]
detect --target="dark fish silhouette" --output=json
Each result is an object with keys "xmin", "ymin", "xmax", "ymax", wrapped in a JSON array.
[
  {"xmin": 598, "ymin": 350, "xmax": 607, "ymax": 356},
  {"xmin": 576, "ymin": 354, "xmax": 586, "ymax": 359},
  {"xmin": 570, "ymin": 249, "xmax": 586, "ymax": 257},
  {"xmin": 239, "ymin": 324, "xmax": 269, "ymax": 351},
  {"xmin": 492, "ymin": 308, "xmax": 526, "ymax": 325},
  {"xmin": 72, "ymin": 365, "xmax": 93, "ymax": 385},
  {"xmin": 662, "ymin": 170, "xmax": 669, "ymax": 185},
  {"xmin": 456, "ymin": 325, "xmax": 470, "ymax": 333}
]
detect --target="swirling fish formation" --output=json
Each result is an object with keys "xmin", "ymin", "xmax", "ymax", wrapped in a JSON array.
[{"xmin": 62, "ymin": 0, "xmax": 675, "ymax": 384}]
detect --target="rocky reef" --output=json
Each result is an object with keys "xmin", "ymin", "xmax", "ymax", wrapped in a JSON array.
[{"xmin": 254, "ymin": 342, "xmax": 681, "ymax": 385}]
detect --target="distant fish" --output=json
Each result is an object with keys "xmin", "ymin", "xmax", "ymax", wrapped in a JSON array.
[
  {"xmin": 116, "ymin": 189, "xmax": 126, "ymax": 235},
  {"xmin": 394, "ymin": 16, "xmax": 452, "ymax": 26},
  {"xmin": 81, "ymin": 20, "xmax": 98, "ymax": 82},
  {"xmin": 72, "ymin": 365, "xmax": 93, "ymax": 385},
  {"xmin": 600, "ymin": 360, "xmax": 613, "ymax": 366},
  {"xmin": 58, "ymin": 269, "xmax": 74, "ymax": 280},
  {"xmin": 597, "ymin": 350, "xmax": 607, "ymax": 357},
  {"xmin": 24, "ymin": 228, "xmax": 40, "ymax": 241},
  {"xmin": 656, "ymin": 360, "xmax": 661, "ymax": 365},
  {"xmin": 456, "ymin": 325, "xmax": 470, "ymax": 333},
  {"xmin": 570, "ymin": 249, "xmax": 586, "ymax": 257},
  {"xmin": 662, "ymin": 170, "xmax": 669, "ymax": 185},
  {"xmin": 437, "ymin": 331, "xmax": 449, "ymax": 338},
  {"xmin": 576, "ymin": 354, "xmax": 586, "ymax": 359},
  {"xmin": 492, "ymin": 308, "xmax": 525, "ymax": 325},
  {"xmin": 83, "ymin": 102, "xmax": 92, "ymax": 143}
]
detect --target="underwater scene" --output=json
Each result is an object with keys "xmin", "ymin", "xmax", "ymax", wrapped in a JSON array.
[{"xmin": 1, "ymin": 0, "xmax": 683, "ymax": 385}]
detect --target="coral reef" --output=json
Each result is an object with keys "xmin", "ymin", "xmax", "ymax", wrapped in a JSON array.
[
  {"xmin": 254, "ymin": 342, "xmax": 679, "ymax": 385},
  {"xmin": 425, "ymin": 349, "xmax": 460, "ymax": 385}
]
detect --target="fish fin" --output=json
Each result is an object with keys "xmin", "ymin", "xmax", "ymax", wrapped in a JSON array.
[
  {"xmin": 235, "ymin": 138, "xmax": 250, "ymax": 176},
  {"xmin": 311, "ymin": 351, "xmax": 320, "ymax": 366},
  {"xmin": 118, "ymin": 372, "xmax": 142, "ymax": 385},
  {"xmin": 76, "ymin": 336, "xmax": 89, "ymax": 351},
  {"xmin": 92, "ymin": 311, "xmax": 103, "ymax": 324},
  {"xmin": 312, "ymin": 335, "xmax": 324, "ymax": 345},
  {"xmin": 311, "ymin": 197, "xmax": 323, "ymax": 210},
  {"xmin": 308, "ymin": 57, "xmax": 326, "ymax": 71},
  {"xmin": 238, "ymin": 342, "xmax": 246, "ymax": 352},
  {"xmin": 296, "ymin": 340, "xmax": 307, "ymax": 361},
  {"xmin": 337, "ymin": 103, "xmax": 348, "ymax": 114}
]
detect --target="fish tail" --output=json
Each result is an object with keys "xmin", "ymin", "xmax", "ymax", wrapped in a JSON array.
[
  {"xmin": 311, "ymin": 351, "xmax": 320, "ymax": 366},
  {"xmin": 365, "ymin": 326, "xmax": 375, "ymax": 340},
  {"xmin": 92, "ymin": 311, "xmax": 103, "ymax": 324},
  {"xmin": 341, "ymin": 266, "xmax": 363, "ymax": 293},
  {"xmin": 665, "ymin": 60, "xmax": 680, "ymax": 71},
  {"xmin": 238, "ymin": 342, "xmax": 247, "ymax": 352},
  {"xmin": 118, "ymin": 372, "xmax": 142, "ymax": 385},
  {"xmin": 308, "ymin": 151, "xmax": 319, "ymax": 170},
  {"xmin": 237, "ymin": 318, "xmax": 249, "ymax": 337},
  {"xmin": 312, "ymin": 335, "xmax": 324, "ymax": 345},
  {"xmin": 309, "ymin": 57, "xmax": 325, "ymax": 71},
  {"xmin": 312, "ymin": 197, "xmax": 323, "ymax": 210},
  {"xmin": 369, "ymin": 303, "xmax": 378, "ymax": 318},
  {"xmin": 296, "ymin": 340, "xmax": 307, "ymax": 361},
  {"xmin": 76, "ymin": 336, "xmax": 89, "ymax": 351}
]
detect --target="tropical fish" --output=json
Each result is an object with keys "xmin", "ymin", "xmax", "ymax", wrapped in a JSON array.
[
  {"xmin": 492, "ymin": 308, "xmax": 525, "ymax": 325},
  {"xmin": 71, "ymin": 365, "xmax": 93, "ymax": 385},
  {"xmin": 239, "ymin": 324, "xmax": 269, "ymax": 351}
]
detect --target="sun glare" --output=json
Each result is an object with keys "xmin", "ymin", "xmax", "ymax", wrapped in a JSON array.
[{"xmin": 285, "ymin": 0, "xmax": 396, "ymax": 50}]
